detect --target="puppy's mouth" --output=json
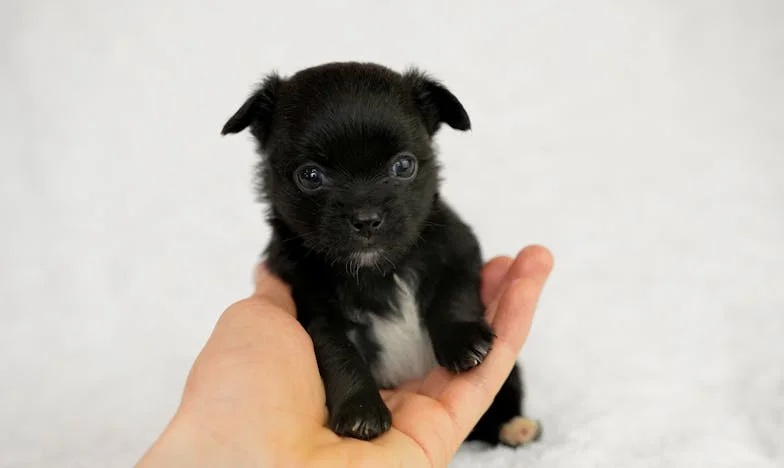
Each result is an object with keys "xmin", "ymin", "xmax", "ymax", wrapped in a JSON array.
[{"xmin": 347, "ymin": 248, "xmax": 387, "ymax": 269}]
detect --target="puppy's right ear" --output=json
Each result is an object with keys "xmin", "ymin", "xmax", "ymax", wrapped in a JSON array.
[{"xmin": 221, "ymin": 73, "xmax": 282, "ymax": 142}]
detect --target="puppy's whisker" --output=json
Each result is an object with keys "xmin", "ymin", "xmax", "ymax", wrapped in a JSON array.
[
  {"xmin": 381, "ymin": 253, "xmax": 396, "ymax": 271},
  {"xmin": 353, "ymin": 257, "xmax": 362, "ymax": 282}
]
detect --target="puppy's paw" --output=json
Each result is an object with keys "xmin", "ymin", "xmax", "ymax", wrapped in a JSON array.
[
  {"xmin": 329, "ymin": 392, "xmax": 392, "ymax": 440},
  {"xmin": 499, "ymin": 417, "xmax": 542, "ymax": 447},
  {"xmin": 435, "ymin": 320, "xmax": 495, "ymax": 373}
]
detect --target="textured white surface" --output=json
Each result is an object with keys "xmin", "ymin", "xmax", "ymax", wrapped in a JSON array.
[{"xmin": 2, "ymin": 1, "xmax": 783, "ymax": 467}]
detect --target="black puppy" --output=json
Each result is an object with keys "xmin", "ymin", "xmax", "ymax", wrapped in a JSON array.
[{"xmin": 221, "ymin": 62, "xmax": 540, "ymax": 447}]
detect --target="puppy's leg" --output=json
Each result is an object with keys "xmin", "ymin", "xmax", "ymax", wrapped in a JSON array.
[
  {"xmin": 307, "ymin": 317, "xmax": 392, "ymax": 440},
  {"xmin": 467, "ymin": 363, "xmax": 542, "ymax": 447},
  {"xmin": 425, "ymin": 264, "xmax": 542, "ymax": 447},
  {"xmin": 426, "ymin": 270, "xmax": 495, "ymax": 373}
]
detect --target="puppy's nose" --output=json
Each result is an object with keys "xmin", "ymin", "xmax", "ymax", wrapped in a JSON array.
[{"xmin": 349, "ymin": 208, "xmax": 385, "ymax": 236}]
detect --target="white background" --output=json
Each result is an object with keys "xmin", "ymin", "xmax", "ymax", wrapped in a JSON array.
[{"xmin": 1, "ymin": 1, "xmax": 783, "ymax": 466}]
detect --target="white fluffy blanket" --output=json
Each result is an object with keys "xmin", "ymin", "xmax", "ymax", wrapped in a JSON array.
[{"xmin": 1, "ymin": 1, "xmax": 782, "ymax": 466}]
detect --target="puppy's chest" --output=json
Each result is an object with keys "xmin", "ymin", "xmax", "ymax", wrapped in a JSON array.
[{"xmin": 342, "ymin": 274, "xmax": 438, "ymax": 389}]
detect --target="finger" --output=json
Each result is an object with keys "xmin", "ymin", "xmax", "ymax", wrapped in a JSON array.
[
  {"xmin": 484, "ymin": 245, "xmax": 552, "ymax": 322},
  {"xmin": 435, "ymin": 246, "xmax": 553, "ymax": 444},
  {"xmin": 502, "ymin": 245, "xmax": 554, "ymax": 290},
  {"xmin": 480, "ymin": 256, "xmax": 514, "ymax": 306},
  {"xmin": 253, "ymin": 263, "xmax": 297, "ymax": 316}
]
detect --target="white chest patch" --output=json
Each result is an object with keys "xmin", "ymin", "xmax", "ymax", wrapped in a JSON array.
[{"xmin": 360, "ymin": 274, "xmax": 438, "ymax": 388}]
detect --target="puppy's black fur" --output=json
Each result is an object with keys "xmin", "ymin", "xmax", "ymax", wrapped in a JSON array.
[{"xmin": 222, "ymin": 62, "xmax": 531, "ymax": 445}]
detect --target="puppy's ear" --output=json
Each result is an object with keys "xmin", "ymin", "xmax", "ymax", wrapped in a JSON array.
[
  {"xmin": 404, "ymin": 68, "xmax": 471, "ymax": 135},
  {"xmin": 221, "ymin": 73, "xmax": 282, "ymax": 142}
]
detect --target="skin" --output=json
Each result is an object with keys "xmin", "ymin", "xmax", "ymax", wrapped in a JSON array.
[{"xmin": 137, "ymin": 245, "xmax": 553, "ymax": 468}]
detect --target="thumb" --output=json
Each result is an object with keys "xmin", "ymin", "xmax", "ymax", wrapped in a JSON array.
[{"xmin": 253, "ymin": 263, "xmax": 297, "ymax": 317}]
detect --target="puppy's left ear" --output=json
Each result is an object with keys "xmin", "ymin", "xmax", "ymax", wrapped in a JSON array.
[
  {"xmin": 221, "ymin": 73, "xmax": 282, "ymax": 143},
  {"xmin": 404, "ymin": 68, "xmax": 471, "ymax": 136}
]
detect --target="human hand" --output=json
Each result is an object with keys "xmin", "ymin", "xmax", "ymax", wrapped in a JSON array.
[{"xmin": 137, "ymin": 246, "xmax": 553, "ymax": 468}]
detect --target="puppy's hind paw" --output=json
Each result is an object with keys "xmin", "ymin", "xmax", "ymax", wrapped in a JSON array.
[
  {"xmin": 498, "ymin": 417, "xmax": 542, "ymax": 448},
  {"xmin": 329, "ymin": 393, "xmax": 392, "ymax": 441}
]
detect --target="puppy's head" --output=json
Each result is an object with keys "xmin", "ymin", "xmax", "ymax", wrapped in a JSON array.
[{"xmin": 222, "ymin": 62, "xmax": 470, "ymax": 269}]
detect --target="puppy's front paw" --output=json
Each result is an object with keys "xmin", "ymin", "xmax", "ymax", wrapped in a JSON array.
[
  {"xmin": 329, "ymin": 392, "xmax": 392, "ymax": 440},
  {"xmin": 435, "ymin": 320, "xmax": 495, "ymax": 373}
]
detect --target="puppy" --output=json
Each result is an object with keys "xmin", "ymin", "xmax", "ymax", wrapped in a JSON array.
[{"xmin": 221, "ymin": 62, "xmax": 540, "ymax": 447}]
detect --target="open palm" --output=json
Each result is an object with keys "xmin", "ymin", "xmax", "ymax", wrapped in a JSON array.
[{"xmin": 140, "ymin": 246, "xmax": 552, "ymax": 468}]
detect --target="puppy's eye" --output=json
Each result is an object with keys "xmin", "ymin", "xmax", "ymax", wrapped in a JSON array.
[
  {"xmin": 390, "ymin": 153, "xmax": 417, "ymax": 179},
  {"xmin": 294, "ymin": 165, "xmax": 326, "ymax": 192}
]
